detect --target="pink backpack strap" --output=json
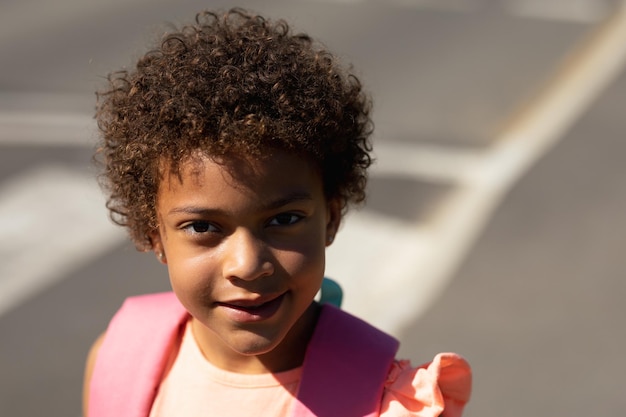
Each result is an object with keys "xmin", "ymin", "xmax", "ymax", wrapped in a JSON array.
[
  {"xmin": 88, "ymin": 292, "xmax": 188, "ymax": 417},
  {"xmin": 89, "ymin": 294, "xmax": 398, "ymax": 417},
  {"xmin": 293, "ymin": 304, "xmax": 400, "ymax": 417}
]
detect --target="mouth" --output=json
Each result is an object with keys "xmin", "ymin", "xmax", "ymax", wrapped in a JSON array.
[{"xmin": 217, "ymin": 293, "xmax": 286, "ymax": 323}]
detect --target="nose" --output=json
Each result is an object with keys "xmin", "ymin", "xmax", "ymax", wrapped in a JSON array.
[{"xmin": 222, "ymin": 229, "xmax": 275, "ymax": 282}]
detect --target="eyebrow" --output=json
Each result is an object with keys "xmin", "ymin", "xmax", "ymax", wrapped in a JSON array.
[{"xmin": 167, "ymin": 191, "xmax": 314, "ymax": 216}]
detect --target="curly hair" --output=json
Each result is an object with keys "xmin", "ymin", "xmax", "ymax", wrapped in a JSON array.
[{"xmin": 95, "ymin": 8, "xmax": 373, "ymax": 250}]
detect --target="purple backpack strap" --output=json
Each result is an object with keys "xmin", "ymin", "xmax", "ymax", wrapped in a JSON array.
[
  {"xmin": 292, "ymin": 304, "xmax": 400, "ymax": 417},
  {"xmin": 88, "ymin": 292, "xmax": 188, "ymax": 417}
]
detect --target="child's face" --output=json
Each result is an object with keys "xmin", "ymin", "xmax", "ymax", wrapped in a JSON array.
[{"xmin": 151, "ymin": 151, "xmax": 340, "ymax": 373}]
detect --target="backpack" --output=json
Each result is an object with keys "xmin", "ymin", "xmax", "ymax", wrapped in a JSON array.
[{"xmin": 88, "ymin": 280, "xmax": 399, "ymax": 417}]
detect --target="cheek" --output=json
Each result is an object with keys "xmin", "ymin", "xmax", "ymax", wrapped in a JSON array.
[
  {"xmin": 278, "ymin": 239, "xmax": 327, "ymax": 282},
  {"xmin": 294, "ymin": 223, "xmax": 328, "ymax": 272},
  {"xmin": 167, "ymin": 253, "xmax": 220, "ymax": 299}
]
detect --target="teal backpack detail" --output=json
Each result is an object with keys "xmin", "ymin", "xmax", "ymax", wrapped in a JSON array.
[{"xmin": 319, "ymin": 277, "xmax": 343, "ymax": 307}]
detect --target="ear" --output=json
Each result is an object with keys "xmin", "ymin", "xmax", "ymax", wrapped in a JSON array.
[
  {"xmin": 149, "ymin": 229, "xmax": 167, "ymax": 264},
  {"xmin": 325, "ymin": 199, "xmax": 342, "ymax": 247}
]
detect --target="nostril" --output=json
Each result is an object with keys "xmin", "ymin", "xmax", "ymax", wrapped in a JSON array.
[{"xmin": 222, "ymin": 231, "xmax": 275, "ymax": 281}]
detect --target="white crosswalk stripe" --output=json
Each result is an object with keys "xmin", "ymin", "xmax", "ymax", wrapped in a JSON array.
[
  {"xmin": 332, "ymin": 4, "xmax": 626, "ymax": 333},
  {"xmin": 502, "ymin": 0, "xmax": 616, "ymax": 23},
  {"xmin": 0, "ymin": 166, "xmax": 125, "ymax": 316},
  {"xmin": 2, "ymin": 2, "xmax": 626, "ymax": 337}
]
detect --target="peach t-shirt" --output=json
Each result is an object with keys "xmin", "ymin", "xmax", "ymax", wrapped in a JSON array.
[{"xmin": 150, "ymin": 321, "xmax": 471, "ymax": 417}]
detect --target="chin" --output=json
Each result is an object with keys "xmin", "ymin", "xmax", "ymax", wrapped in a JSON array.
[{"xmin": 229, "ymin": 329, "xmax": 284, "ymax": 356}]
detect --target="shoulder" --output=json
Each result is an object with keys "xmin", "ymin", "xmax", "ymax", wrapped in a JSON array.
[
  {"xmin": 380, "ymin": 353, "xmax": 472, "ymax": 417},
  {"xmin": 82, "ymin": 332, "xmax": 106, "ymax": 417},
  {"xmin": 81, "ymin": 292, "xmax": 187, "ymax": 417}
]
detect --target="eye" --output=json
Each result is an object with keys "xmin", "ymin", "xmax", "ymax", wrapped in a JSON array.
[
  {"xmin": 182, "ymin": 221, "xmax": 219, "ymax": 234},
  {"xmin": 268, "ymin": 213, "xmax": 303, "ymax": 227}
]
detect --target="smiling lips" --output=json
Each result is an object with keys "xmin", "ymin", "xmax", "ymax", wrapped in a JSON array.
[{"xmin": 217, "ymin": 293, "xmax": 286, "ymax": 323}]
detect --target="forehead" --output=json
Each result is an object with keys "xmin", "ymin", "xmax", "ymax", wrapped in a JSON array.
[{"xmin": 158, "ymin": 151, "xmax": 323, "ymax": 198}]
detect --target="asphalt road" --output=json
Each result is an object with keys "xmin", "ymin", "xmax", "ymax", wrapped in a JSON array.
[{"xmin": 1, "ymin": 1, "xmax": 625, "ymax": 416}]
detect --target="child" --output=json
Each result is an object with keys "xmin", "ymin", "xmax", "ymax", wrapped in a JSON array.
[{"xmin": 83, "ymin": 8, "xmax": 471, "ymax": 417}]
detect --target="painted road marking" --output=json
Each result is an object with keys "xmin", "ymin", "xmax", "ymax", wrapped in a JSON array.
[
  {"xmin": 2, "ymin": 4, "xmax": 626, "ymax": 335},
  {"xmin": 503, "ymin": 0, "xmax": 614, "ymax": 23},
  {"xmin": 0, "ymin": 111, "xmax": 95, "ymax": 146},
  {"xmin": 0, "ymin": 166, "xmax": 125, "ymax": 317},
  {"xmin": 329, "ymin": 4, "xmax": 626, "ymax": 334}
]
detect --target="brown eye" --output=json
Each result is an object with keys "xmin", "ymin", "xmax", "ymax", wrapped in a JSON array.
[
  {"xmin": 268, "ymin": 213, "xmax": 303, "ymax": 226},
  {"xmin": 183, "ymin": 221, "xmax": 218, "ymax": 234}
]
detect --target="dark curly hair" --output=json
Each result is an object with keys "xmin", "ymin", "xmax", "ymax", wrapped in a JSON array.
[{"xmin": 95, "ymin": 8, "xmax": 373, "ymax": 250}]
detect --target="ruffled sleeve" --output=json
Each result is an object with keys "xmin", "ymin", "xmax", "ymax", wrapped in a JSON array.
[{"xmin": 380, "ymin": 353, "xmax": 472, "ymax": 417}]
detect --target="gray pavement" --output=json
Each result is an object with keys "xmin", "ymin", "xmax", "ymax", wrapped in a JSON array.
[
  {"xmin": 399, "ymin": 63, "xmax": 626, "ymax": 416},
  {"xmin": 1, "ymin": 1, "xmax": 625, "ymax": 416}
]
